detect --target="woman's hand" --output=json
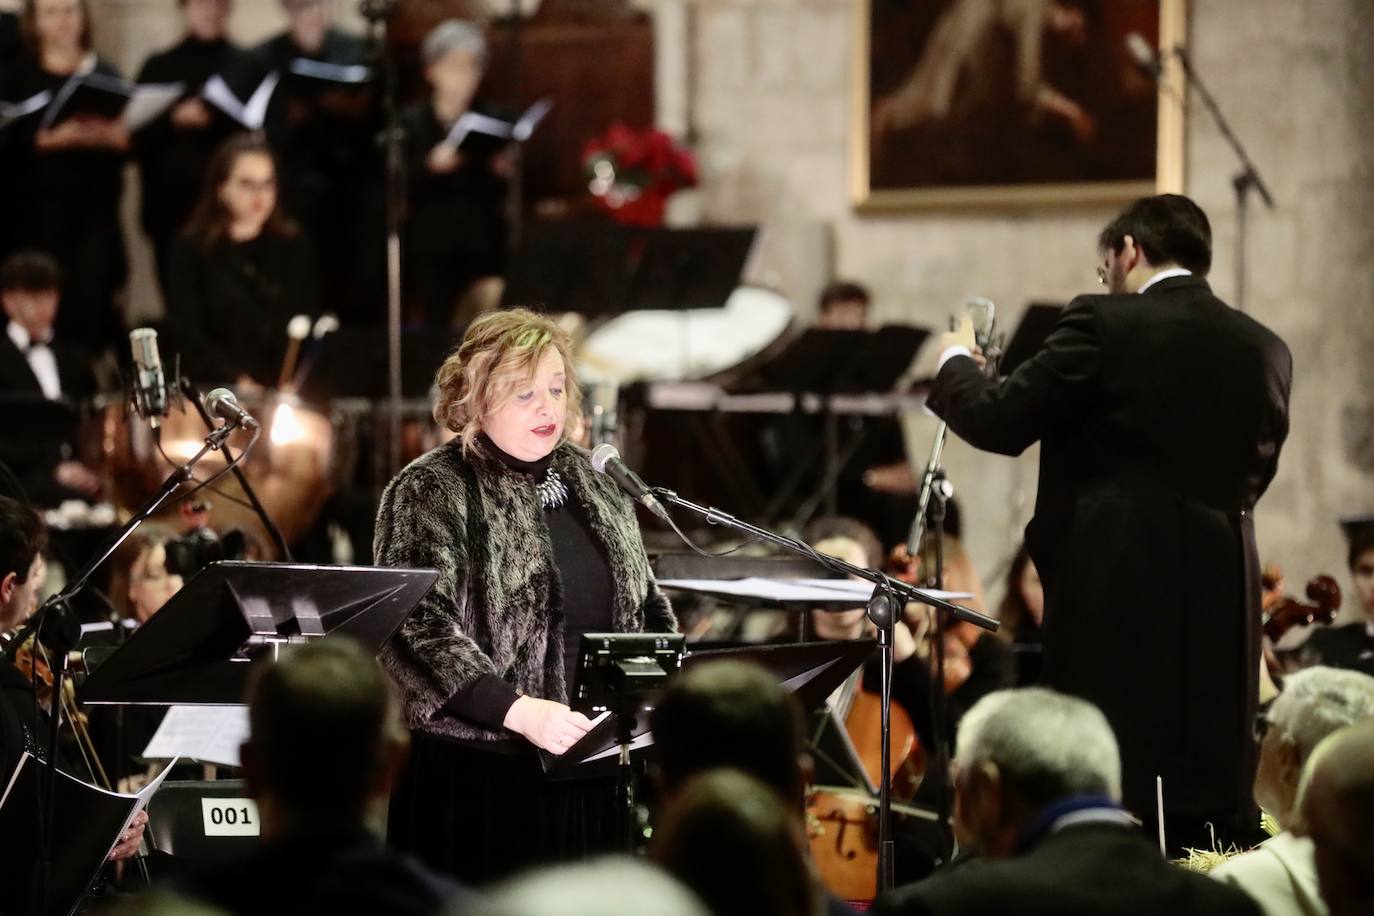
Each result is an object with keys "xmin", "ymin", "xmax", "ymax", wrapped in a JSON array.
[
  {"xmin": 108, "ymin": 811, "xmax": 148, "ymax": 861},
  {"xmin": 427, "ymin": 143, "xmax": 461, "ymax": 174},
  {"xmin": 503, "ymin": 695, "xmax": 593, "ymax": 755}
]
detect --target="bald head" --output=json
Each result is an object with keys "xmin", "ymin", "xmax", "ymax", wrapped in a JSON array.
[{"xmin": 1298, "ymin": 719, "xmax": 1374, "ymax": 916}]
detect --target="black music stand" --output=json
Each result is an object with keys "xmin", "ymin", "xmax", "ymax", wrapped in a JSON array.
[
  {"xmin": 80, "ymin": 561, "xmax": 437, "ymax": 705},
  {"xmin": 998, "ymin": 303, "xmax": 1064, "ymax": 376},
  {"xmin": 733, "ymin": 324, "xmax": 929, "ymax": 395}
]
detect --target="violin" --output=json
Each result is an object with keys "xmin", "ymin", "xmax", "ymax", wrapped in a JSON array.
[
  {"xmin": 1261, "ymin": 562, "xmax": 1341, "ymax": 644},
  {"xmin": 3, "ymin": 631, "xmax": 110, "ymax": 790}
]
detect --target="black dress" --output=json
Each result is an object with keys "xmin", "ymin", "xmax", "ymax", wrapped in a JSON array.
[
  {"xmin": 233, "ymin": 29, "xmax": 382, "ymax": 323},
  {"xmin": 387, "ymin": 438, "xmax": 618, "ymax": 886},
  {"xmin": 399, "ymin": 101, "xmax": 508, "ymax": 327},
  {"xmin": 165, "ymin": 230, "xmax": 318, "ymax": 386},
  {"xmin": 132, "ymin": 35, "xmax": 249, "ymax": 286},
  {"xmin": 3, "ymin": 54, "xmax": 128, "ymax": 356}
]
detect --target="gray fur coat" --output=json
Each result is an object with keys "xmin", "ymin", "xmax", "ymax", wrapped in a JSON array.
[{"xmin": 375, "ymin": 438, "xmax": 676, "ymax": 743}]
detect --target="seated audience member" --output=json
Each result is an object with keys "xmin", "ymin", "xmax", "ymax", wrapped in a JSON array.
[
  {"xmin": 874, "ymin": 688, "xmax": 1261, "ymax": 916},
  {"xmin": 1296, "ymin": 719, "xmax": 1374, "ymax": 916},
  {"xmin": 0, "ymin": 249, "xmax": 100, "ymax": 505},
  {"xmin": 997, "ymin": 543, "xmax": 1044, "ymax": 686},
  {"xmin": 170, "ymin": 637, "xmax": 464, "ymax": 916},
  {"xmin": 652, "ymin": 768, "xmax": 817, "ymax": 916},
  {"xmin": 1298, "ymin": 522, "xmax": 1374, "ymax": 677},
  {"xmin": 479, "ymin": 857, "xmax": 707, "ymax": 916},
  {"xmin": 1211, "ymin": 666, "xmax": 1374, "ymax": 916}
]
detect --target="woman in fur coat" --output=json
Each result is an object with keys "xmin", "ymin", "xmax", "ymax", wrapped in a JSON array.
[{"xmin": 375, "ymin": 308, "xmax": 677, "ymax": 884}]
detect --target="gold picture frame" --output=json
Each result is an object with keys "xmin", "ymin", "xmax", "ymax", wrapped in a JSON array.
[{"xmin": 852, "ymin": 0, "xmax": 1188, "ymax": 211}]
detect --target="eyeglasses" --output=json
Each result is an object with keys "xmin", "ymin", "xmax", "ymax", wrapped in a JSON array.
[{"xmin": 1252, "ymin": 710, "xmax": 1273, "ymax": 744}]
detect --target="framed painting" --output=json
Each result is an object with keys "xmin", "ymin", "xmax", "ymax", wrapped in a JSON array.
[{"xmin": 852, "ymin": 0, "xmax": 1187, "ymax": 209}]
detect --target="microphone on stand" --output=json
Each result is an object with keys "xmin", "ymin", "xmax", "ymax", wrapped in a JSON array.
[
  {"xmin": 965, "ymin": 297, "xmax": 1002, "ymax": 377},
  {"xmin": 128, "ymin": 328, "xmax": 170, "ymax": 428},
  {"xmin": 204, "ymin": 388, "xmax": 259, "ymax": 429},
  {"xmin": 590, "ymin": 443, "xmax": 670, "ymax": 522}
]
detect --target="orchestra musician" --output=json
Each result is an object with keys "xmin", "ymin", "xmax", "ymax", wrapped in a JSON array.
[
  {"xmin": 926, "ymin": 193, "xmax": 1293, "ymax": 852},
  {"xmin": 375, "ymin": 308, "xmax": 677, "ymax": 884},
  {"xmin": 4, "ymin": 0, "xmax": 129, "ymax": 358},
  {"xmin": 0, "ymin": 249, "xmax": 100, "ymax": 507},
  {"xmin": 1297, "ymin": 520, "xmax": 1374, "ymax": 677},
  {"xmin": 996, "ymin": 543, "xmax": 1044, "ymax": 686},
  {"xmin": 166, "ymin": 132, "xmax": 318, "ymax": 388}
]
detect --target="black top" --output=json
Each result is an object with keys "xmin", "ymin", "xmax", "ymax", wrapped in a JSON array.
[
  {"xmin": 1302, "ymin": 623, "xmax": 1374, "ymax": 677},
  {"xmin": 475, "ymin": 435, "xmax": 615, "ymax": 696},
  {"xmin": 165, "ymin": 230, "xmax": 318, "ymax": 386},
  {"xmin": 133, "ymin": 36, "xmax": 249, "ymax": 244},
  {"xmin": 399, "ymin": 101, "xmax": 507, "ymax": 268}
]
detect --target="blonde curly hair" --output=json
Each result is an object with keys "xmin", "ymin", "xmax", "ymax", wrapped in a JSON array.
[{"xmin": 433, "ymin": 308, "xmax": 583, "ymax": 454}]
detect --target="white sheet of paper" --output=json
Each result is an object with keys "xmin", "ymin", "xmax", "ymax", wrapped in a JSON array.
[
  {"xmin": 288, "ymin": 58, "xmax": 370, "ymax": 84},
  {"xmin": 124, "ymin": 82, "xmax": 185, "ymax": 132},
  {"xmin": 143, "ymin": 705, "xmax": 249, "ymax": 768},
  {"xmin": 0, "ymin": 90, "xmax": 51, "ymax": 128},
  {"xmin": 202, "ymin": 71, "xmax": 280, "ymax": 129},
  {"xmin": 658, "ymin": 577, "xmax": 971, "ymax": 605}
]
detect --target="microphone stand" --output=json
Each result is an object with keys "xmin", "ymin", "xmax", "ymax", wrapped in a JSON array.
[
  {"xmin": 177, "ymin": 378, "xmax": 294, "ymax": 561},
  {"xmin": 1172, "ymin": 47, "xmax": 1275, "ymax": 312},
  {"xmin": 1, "ymin": 417, "xmax": 243, "ymax": 915},
  {"xmin": 652, "ymin": 488, "xmax": 998, "ymax": 894}
]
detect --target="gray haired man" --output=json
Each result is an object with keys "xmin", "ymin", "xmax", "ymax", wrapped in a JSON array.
[
  {"xmin": 1212, "ymin": 666, "xmax": 1374, "ymax": 916},
  {"xmin": 875, "ymin": 688, "xmax": 1260, "ymax": 916}
]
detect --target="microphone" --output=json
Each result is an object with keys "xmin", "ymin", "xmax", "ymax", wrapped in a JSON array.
[
  {"xmin": 1125, "ymin": 31, "xmax": 1163, "ymax": 78},
  {"xmin": 965, "ymin": 298, "xmax": 996, "ymax": 351},
  {"xmin": 204, "ymin": 387, "xmax": 259, "ymax": 429},
  {"xmin": 128, "ymin": 328, "xmax": 169, "ymax": 428},
  {"xmin": 590, "ymin": 443, "xmax": 670, "ymax": 522}
]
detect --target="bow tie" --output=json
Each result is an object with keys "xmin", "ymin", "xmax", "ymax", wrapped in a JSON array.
[{"xmin": 23, "ymin": 336, "xmax": 53, "ymax": 353}]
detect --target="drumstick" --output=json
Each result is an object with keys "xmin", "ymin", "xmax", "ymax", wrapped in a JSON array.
[
  {"xmin": 278, "ymin": 315, "xmax": 312, "ymax": 392},
  {"xmin": 291, "ymin": 314, "xmax": 341, "ymax": 394}
]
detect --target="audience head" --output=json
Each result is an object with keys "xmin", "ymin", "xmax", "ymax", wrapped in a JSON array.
[
  {"xmin": 816, "ymin": 280, "xmax": 871, "ymax": 330},
  {"xmin": 1, "ymin": 249, "xmax": 61, "ymax": 342},
  {"xmin": 0, "ymin": 496, "xmax": 47, "ymax": 634},
  {"xmin": 479, "ymin": 857, "xmax": 707, "ymax": 916},
  {"xmin": 651, "ymin": 660, "xmax": 806, "ymax": 805},
  {"xmin": 1097, "ymin": 194, "xmax": 1212, "ymax": 292},
  {"xmin": 803, "ymin": 515, "xmax": 881, "ymax": 641},
  {"xmin": 651, "ymin": 769, "xmax": 815, "ymax": 916},
  {"xmin": 422, "ymin": 19, "xmax": 485, "ymax": 107},
  {"xmin": 1344, "ymin": 522, "xmax": 1374, "ymax": 619},
  {"xmin": 240, "ymin": 637, "xmax": 408, "ymax": 834},
  {"xmin": 998, "ymin": 543, "xmax": 1044, "ymax": 640},
  {"xmin": 1258, "ymin": 667, "xmax": 1374, "ymax": 830},
  {"xmin": 952, "ymin": 687, "xmax": 1120, "ymax": 857},
  {"xmin": 280, "ymin": 0, "xmax": 327, "ymax": 54},
  {"xmin": 179, "ymin": 0, "xmax": 230, "ymax": 43},
  {"xmin": 22, "ymin": 0, "xmax": 92, "ymax": 56},
  {"xmin": 186, "ymin": 133, "xmax": 291, "ymax": 246},
  {"xmin": 1297, "ymin": 719, "xmax": 1374, "ymax": 916},
  {"xmin": 433, "ymin": 308, "xmax": 582, "ymax": 461}
]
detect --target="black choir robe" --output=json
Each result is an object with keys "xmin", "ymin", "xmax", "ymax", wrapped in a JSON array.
[
  {"xmin": 927, "ymin": 274, "xmax": 1292, "ymax": 841},
  {"xmin": 132, "ymin": 35, "xmax": 249, "ymax": 285}
]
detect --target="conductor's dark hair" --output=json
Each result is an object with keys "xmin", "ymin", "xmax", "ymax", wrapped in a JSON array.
[
  {"xmin": 21, "ymin": 0, "xmax": 94, "ymax": 54},
  {"xmin": 244, "ymin": 637, "xmax": 405, "ymax": 821},
  {"xmin": 818, "ymin": 280, "xmax": 872, "ymax": 312},
  {"xmin": 183, "ymin": 132, "xmax": 297, "ymax": 248},
  {"xmin": 1097, "ymin": 194, "xmax": 1212, "ymax": 275},
  {"xmin": 650, "ymin": 660, "xmax": 805, "ymax": 802},
  {"xmin": 0, "ymin": 250, "xmax": 62, "ymax": 294},
  {"xmin": 0, "ymin": 496, "xmax": 47, "ymax": 584}
]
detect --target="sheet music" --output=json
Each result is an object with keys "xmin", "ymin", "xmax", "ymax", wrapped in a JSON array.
[
  {"xmin": 124, "ymin": 82, "xmax": 186, "ymax": 132},
  {"xmin": 0, "ymin": 90, "xmax": 51, "ymax": 128},
  {"xmin": 203, "ymin": 71, "xmax": 280, "ymax": 129},
  {"xmin": 512, "ymin": 97, "xmax": 553, "ymax": 142},
  {"xmin": 143, "ymin": 705, "xmax": 249, "ymax": 768},
  {"xmin": 288, "ymin": 57, "xmax": 371, "ymax": 84},
  {"xmin": 658, "ymin": 577, "xmax": 971, "ymax": 605},
  {"xmin": 443, "ymin": 109, "xmax": 514, "ymax": 148}
]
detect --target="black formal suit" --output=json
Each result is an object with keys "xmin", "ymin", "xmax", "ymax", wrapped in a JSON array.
[
  {"xmin": 0, "ymin": 330, "xmax": 96, "ymax": 505},
  {"xmin": 927, "ymin": 275, "xmax": 1292, "ymax": 840},
  {"xmin": 874, "ymin": 823, "xmax": 1262, "ymax": 916}
]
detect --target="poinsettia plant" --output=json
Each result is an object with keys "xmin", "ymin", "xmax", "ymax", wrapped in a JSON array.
[{"xmin": 581, "ymin": 123, "xmax": 699, "ymax": 226}]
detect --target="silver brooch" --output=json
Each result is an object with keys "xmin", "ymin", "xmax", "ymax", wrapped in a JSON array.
[{"xmin": 537, "ymin": 469, "xmax": 569, "ymax": 510}]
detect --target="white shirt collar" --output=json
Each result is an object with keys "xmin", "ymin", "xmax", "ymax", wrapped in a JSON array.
[
  {"xmin": 1137, "ymin": 268, "xmax": 1193, "ymax": 294},
  {"xmin": 6, "ymin": 320, "xmax": 37, "ymax": 351}
]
